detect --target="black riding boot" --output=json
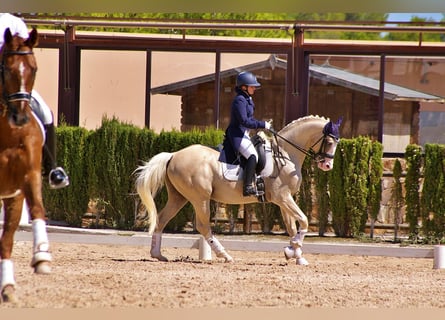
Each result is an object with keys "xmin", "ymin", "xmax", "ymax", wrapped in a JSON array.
[
  {"xmin": 243, "ymin": 155, "xmax": 258, "ymax": 196},
  {"xmin": 43, "ymin": 123, "xmax": 70, "ymax": 189}
]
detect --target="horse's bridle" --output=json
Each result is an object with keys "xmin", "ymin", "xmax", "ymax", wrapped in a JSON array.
[
  {"xmin": 0, "ymin": 49, "xmax": 35, "ymax": 115},
  {"xmin": 270, "ymin": 126, "xmax": 339, "ymax": 164}
]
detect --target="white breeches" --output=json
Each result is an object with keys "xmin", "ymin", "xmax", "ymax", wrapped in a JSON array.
[{"xmin": 238, "ymin": 130, "xmax": 258, "ymax": 160}]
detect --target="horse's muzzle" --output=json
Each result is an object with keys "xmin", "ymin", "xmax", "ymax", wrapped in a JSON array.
[
  {"xmin": 318, "ymin": 158, "xmax": 334, "ymax": 171},
  {"xmin": 6, "ymin": 92, "xmax": 32, "ymax": 127},
  {"xmin": 8, "ymin": 103, "xmax": 30, "ymax": 127}
]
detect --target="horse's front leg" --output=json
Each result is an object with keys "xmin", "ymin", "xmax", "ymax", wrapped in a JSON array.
[
  {"xmin": 278, "ymin": 197, "xmax": 309, "ymax": 265},
  {"xmin": 0, "ymin": 198, "xmax": 23, "ymax": 303}
]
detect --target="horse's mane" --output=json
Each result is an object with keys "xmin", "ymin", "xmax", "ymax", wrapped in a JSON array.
[{"xmin": 278, "ymin": 115, "xmax": 329, "ymax": 135}]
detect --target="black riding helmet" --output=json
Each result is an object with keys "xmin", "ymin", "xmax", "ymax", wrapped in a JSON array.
[{"xmin": 236, "ymin": 71, "xmax": 261, "ymax": 88}]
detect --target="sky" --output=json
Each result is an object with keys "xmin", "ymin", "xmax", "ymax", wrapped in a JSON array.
[{"xmin": 387, "ymin": 13, "xmax": 443, "ymax": 22}]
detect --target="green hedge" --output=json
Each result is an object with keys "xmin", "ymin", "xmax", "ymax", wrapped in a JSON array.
[
  {"xmin": 404, "ymin": 144, "xmax": 422, "ymax": 237},
  {"xmin": 43, "ymin": 126, "xmax": 90, "ymax": 226},
  {"xmin": 44, "ymin": 118, "xmax": 224, "ymax": 231},
  {"xmin": 421, "ymin": 144, "xmax": 445, "ymax": 242},
  {"xmin": 328, "ymin": 137, "xmax": 383, "ymax": 237},
  {"xmin": 404, "ymin": 143, "xmax": 445, "ymax": 243}
]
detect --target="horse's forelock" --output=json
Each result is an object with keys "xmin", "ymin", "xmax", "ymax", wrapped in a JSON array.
[{"xmin": 3, "ymin": 30, "xmax": 29, "ymax": 52}]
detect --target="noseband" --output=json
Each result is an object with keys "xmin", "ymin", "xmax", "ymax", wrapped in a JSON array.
[
  {"xmin": 311, "ymin": 133, "xmax": 339, "ymax": 163},
  {"xmin": 0, "ymin": 49, "xmax": 34, "ymax": 116}
]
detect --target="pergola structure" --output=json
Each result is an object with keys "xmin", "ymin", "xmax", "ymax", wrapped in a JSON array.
[{"xmin": 23, "ymin": 15, "xmax": 445, "ymax": 144}]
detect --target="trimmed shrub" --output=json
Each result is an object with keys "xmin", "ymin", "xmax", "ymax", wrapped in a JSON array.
[
  {"xmin": 43, "ymin": 125, "xmax": 90, "ymax": 226},
  {"xmin": 420, "ymin": 144, "xmax": 445, "ymax": 242},
  {"xmin": 404, "ymin": 144, "xmax": 423, "ymax": 238},
  {"xmin": 329, "ymin": 137, "xmax": 380, "ymax": 237}
]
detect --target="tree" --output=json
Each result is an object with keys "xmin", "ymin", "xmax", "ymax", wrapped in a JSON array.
[
  {"xmin": 384, "ymin": 16, "xmax": 445, "ymax": 42},
  {"xmin": 29, "ymin": 12, "xmax": 389, "ymax": 40}
]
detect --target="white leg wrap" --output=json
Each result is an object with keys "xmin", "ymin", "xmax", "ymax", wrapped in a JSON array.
[
  {"xmin": 284, "ymin": 233, "xmax": 309, "ymax": 265},
  {"xmin": 207, "ymin": 236, "xmax": 225, "ymax": 254},
  {"xmin": 31, "ymin": 219, "xmax": 52, "ymax": 267},
  {"xmin": 207, "ymin": 236, "xmax": 233, "ymax": 262},
  {"xmin": 32, "ymin": 219, "xmax": 49, "ymax": 251},
  {"xmin": 1, "ymin": 259, "xmax": 16, "ymax": 289},
  {"xmin": 290, "ymin": 229, "xmax": 307, "ymax": 248},
  {"xmin": 284, "ymin": 245, "xmax": 296, "ymax": 259},
  {"xmin": 150, "ymin": 232, "xmax": 162, "ymax": 257}
]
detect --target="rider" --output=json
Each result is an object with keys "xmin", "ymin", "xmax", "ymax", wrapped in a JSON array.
[
  {"xmin": 0, "ymin": 13, "xmax": 70, "ymax": 189},
  {"xmin": 221, "ymin": 71, "xmax": 272, "ymax": 197}
]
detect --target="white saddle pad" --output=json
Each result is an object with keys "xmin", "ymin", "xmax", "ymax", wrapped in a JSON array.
[
  {"xmin": 31, "ymin": 110, "xmax": 46, "ymax": 146},
  {"xmin": 220, "ymin": 144, "xmax": 274, "ymax": 182},
  {"xmin": 221, "ymin": 163, "xmax": 244, "ymax": 181}
]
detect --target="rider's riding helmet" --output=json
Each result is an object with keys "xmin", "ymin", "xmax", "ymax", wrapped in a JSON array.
[{"xmin": 236, "ymin": 71, "xmax": 261, "ymax": 88}]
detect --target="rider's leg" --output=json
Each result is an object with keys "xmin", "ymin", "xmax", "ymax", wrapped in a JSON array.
[
  {"xmin": 242, "ymin": 154, "xmax": 257, "ymax": 196},
  {"xmin": 31, "ymin": 90, "xmax": 70, "ymax": 189},
  {"xmin": 239, "ymin": 133, "xmax": 259, "ymax": 196}
]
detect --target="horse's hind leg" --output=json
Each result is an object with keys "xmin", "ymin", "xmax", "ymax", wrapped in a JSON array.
[
  {"xmin": 150, "ymin": 180, "xmax": 188, "ymax": 261},
  {"xmin": 192, "ymin": 199, "xmax": 233, "ymax": 263},
  {"xmin": 23, "ymin": 176, "xmax": 52, "ymax": 274},
  {"xmin": 30, "ymin": 218, "xmax": 52, "ymax": 274}
]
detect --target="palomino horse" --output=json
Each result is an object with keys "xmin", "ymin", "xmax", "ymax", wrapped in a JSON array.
[
  {"xmin": 135, "ymin": 115, "xmax": 341, "ymax": 265},
  {"xmin": 0, "ymin": 28, "xmax": 52, "ymax": 303}
]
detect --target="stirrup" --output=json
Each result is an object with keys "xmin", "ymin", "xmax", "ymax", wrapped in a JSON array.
[
  {"xmin": 49, "ymin": 167, "xmax": 70, "ymax": 189},
  {"xmin": 243, "ymin": 184, "xmax": 264, "ymax": 197}
]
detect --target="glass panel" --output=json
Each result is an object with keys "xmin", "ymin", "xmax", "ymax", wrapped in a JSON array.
[
  {"xmin": 308, "ymin": 54, "xmax": 381, "ymax": 142},
  {"xmin": 385, "ymin": 56, "xmax": 445, "ymax": 146},
  {"xmin": 219, "ymin": 53, "xmax": 287, "ymax": 131},
  {"xmin": 34, "ymin": 48, "xmax": 59, "ymax": 123},
  {"xmin": 79, "ymin": 50, "xmax": 146, "ymax": 129},
  {"xmin": 150, "ymin": 51, "xmax": 216, "ymax": 132}
]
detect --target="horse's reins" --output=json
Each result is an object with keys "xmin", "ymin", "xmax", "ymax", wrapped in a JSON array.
[{"xmin": 269, "ymin": 127, "xmax": 339, "ymax": 164}]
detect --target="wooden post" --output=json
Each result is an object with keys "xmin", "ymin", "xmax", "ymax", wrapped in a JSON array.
[{"xmin": 243, "ymin": 204, "xmax": 251, "ymax": 234}]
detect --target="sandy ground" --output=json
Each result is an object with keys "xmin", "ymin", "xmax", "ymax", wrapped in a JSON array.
[{"xmin": 0, "ymin": 239, "xmax": 444, "ymax": 309}]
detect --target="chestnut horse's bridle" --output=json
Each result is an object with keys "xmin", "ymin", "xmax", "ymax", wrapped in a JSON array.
[{"xmin": 0, "ymin": 49, "xmax": 35, "ymax": 120}]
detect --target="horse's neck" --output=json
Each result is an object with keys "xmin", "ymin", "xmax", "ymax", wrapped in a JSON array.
[{"xmin": 276, "ymin": 120, "xmax": 325, "ymax": 167}]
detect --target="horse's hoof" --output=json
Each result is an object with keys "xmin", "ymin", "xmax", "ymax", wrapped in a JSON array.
[
  {"xmin": 1, "ymin": 285, "xmax": 17, "ymax": 303},
  {"xmin": 284, "ymin": 246, "xmax": 296, "ymax": 260},
  {"xmin": 152, "ymin": 254, "xmax": 169, "ymax": 262},
  {"xmin": 34, "ymin": 261, "xmax": 51, "ymax": 274},
  {"xmin": 216, "ymin": 252, "xmax": 233, "ymax": 263},
  {"xmin": 296, "ymin": 257, "xmax": 309, "ymax": 265}
]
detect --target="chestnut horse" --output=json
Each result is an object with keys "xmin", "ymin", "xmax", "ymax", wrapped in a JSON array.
[
  {"xmin": 0, "ymin": 28, "xmax": 52, "ymax": 303},
  {"xmin": 135, "ymin": 115, "xmax": 342, "ymax": 265}
]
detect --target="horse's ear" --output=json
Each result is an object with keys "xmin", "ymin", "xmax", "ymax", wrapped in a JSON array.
[
  {"xmin": 324, "ymin": 116, "xmax": 343, "ymax": 139},
  {"xmin": 3, "ymin": 28, "xmax": 13, "ymax": 45},
  {"xmin": 336, "ymin": 116, "xmax": 343, "ymax": 127},
  {"xmin": 26, "ymin": 28, "xmax": 39, "ymax": 48}
]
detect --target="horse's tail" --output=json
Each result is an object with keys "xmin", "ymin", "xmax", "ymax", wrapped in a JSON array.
[{"xmin": 134, "ymin": 152, "xmax": 173, "ymax": 235}]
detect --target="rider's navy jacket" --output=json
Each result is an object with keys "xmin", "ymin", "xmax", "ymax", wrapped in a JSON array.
[{"xmin": 219, "ymin": 87, "xmax": 266, "ymax": 164}]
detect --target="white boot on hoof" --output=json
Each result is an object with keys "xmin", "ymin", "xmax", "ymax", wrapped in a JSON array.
[
  {"xmin": 295, "ymin": 247, "xmax": 309, "ymax": 265},
  {"xmin": 284, "ymin": 246, "xmax": 296, "ymax": 260}
]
